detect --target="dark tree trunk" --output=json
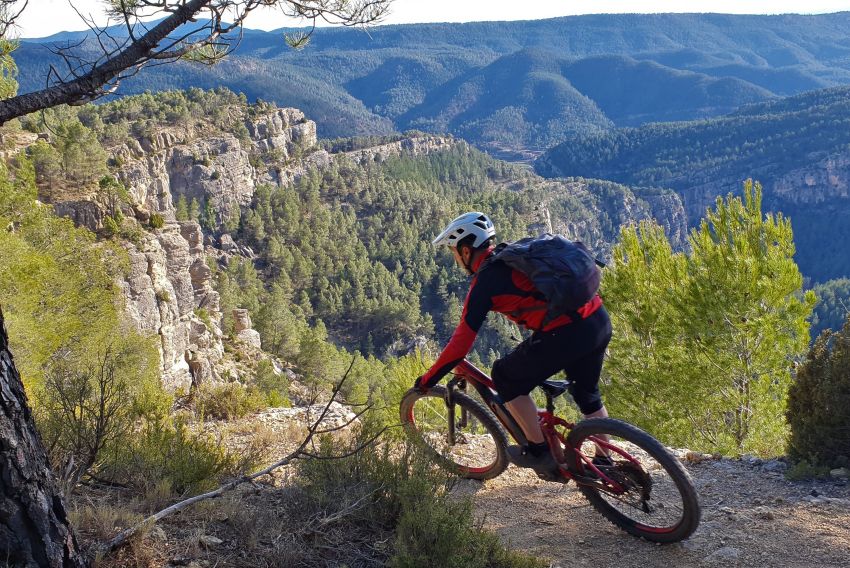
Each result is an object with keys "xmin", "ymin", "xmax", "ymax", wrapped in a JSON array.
[{"xmin": 0, "ymin": 309, "xmax": 88, "ymax": 567}]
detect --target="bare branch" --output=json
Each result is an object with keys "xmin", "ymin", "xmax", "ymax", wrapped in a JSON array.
[
  {"xmin": 315, "ymin": 402, "xmax": 374, "ymax": 434},
  {"xmin": 0, "ymin": 0, "xmax": 393, "ymax": 124},
  {"xmin": 0, "ymin": 0, "xmax": 28, "ymax": 38},
  {"xmin": 97, "ymin": 356, "xmax": 380, "ymax": 556}
]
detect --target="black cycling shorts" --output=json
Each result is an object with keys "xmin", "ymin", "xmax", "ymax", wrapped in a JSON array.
[{"xmin": 491, "ymin": 306, "xmax": 612, "ymax": 414}]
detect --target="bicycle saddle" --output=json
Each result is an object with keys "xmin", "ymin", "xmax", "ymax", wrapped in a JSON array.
[{"xmin": 540, "ymin": 379, "xmax": 570, "ymax": 398}]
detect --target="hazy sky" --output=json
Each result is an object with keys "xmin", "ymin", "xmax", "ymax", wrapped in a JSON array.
[{"xmin": 16, "ymin": 0, "xmax": 850, "ymax": 38}]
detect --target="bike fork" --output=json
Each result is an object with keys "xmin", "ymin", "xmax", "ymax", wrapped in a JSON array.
[{"xmin": 444, "ymin": 378, "xmax": 468, "ymax": 445}]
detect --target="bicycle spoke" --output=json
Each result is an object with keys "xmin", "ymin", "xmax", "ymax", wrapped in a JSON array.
[
  {"xmin": 573, "ymin": 435, "xmax": 688, "ymax": 530},
  {"xmin": 410, "ymin": 395, "xmax": 500, "ymax": 471}
]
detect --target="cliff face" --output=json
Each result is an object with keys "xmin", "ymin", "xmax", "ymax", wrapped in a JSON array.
[
  {"xmin": 48, "ymin": 105, "xmax": 459, "ymax": 391},
  {"xmin": 533, "ymin": 179, "xmax": 688, "ymax": 256},
  {"xmin": 114, "ymin": 109, "xmax": 316, "ymax": 225},
  {"xmin": 650, "ymin": 150, "xmax": 850, "ymax": 223},
  {"xmin": 119, "ymin": 221, "xmax": 222, "ymax": 391},
  {"xmin": 45, "ymin": 108, "xmax": 318, "ymax": 390},
  {"xmin": 772, "ymin": 153, "xmax": 850, "ymax": 205}
]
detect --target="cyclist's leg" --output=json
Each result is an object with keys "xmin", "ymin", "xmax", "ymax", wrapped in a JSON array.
[
  {"xmin": 564, "ymin": 341, "xmax": 608, "ymax": 418},
  {"xmin": 563, "ymin": 308, "xmax": 612, "ymax": 454},
  {"xmin": 505, "ymin": 395, "xmax": 545, "ymax": 443},
  {"xmin": 492, "ymin": 333, "xmax": 571, "ymax": 443}
]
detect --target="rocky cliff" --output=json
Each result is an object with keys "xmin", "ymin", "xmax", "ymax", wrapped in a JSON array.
[
  {"xmin": 533, "ymin": 179, "xmax": 688, "ymax": 255},
  {"xmin": 40, "ymin": 108, "xmax": 317, "ymax": 390},
  {"xmin": 665, "ymin": 150, "xmax": 850, "ymax": 229},
  {"xmin": 119, "ymin": 221, "xmax": 222, "ymax": 390},
  {"xmin": 47, "ymin": 105, "xmax": 459, "ymax": 391},
  {"xmin": 108, "ymin": 109, "xmax": 319, "ymax": 389},
  {"xmin": 772, "ymin": 152, "xmax": 850, "ymax": 205}
]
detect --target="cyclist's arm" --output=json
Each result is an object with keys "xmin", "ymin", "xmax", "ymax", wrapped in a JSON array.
[{"xmin": 420, "ymin": 277, "xmax": 491, "ymax": 385}]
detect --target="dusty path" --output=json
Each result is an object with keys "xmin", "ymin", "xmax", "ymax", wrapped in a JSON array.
[{"xmin": 459, "ymin": 459, "xmax": 850, "ymax": 568}]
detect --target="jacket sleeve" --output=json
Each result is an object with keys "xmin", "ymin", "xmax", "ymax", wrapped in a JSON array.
[{"xmin": 421, "ymin": 276, "xmax": 492, "ymax": 385}]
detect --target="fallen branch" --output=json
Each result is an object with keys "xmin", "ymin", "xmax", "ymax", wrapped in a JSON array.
[{"xmin": 98, "ymin": 357, "xmax": 385, "ymax": 556}]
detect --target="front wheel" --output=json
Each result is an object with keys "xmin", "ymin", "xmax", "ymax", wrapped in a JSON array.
[
  {"xmin": 565, "ymin": 418, "xmax": 701, "ymax": 543},
  {"xmin": 400, "ymin": 386, "xmax": 509, "ymax": 480}
]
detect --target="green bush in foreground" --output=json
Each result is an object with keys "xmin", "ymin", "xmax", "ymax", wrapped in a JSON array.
[
  {"xmin": 99, "ymin": 415, "xmax": 259, "ymax": 496},
  {"xmin": 787, "ymin": 315, "xmax": 850, "ymax": 470},
  {"xmin": 299, "ymin": 433, "xmax": 545, "ymax": 568},
  {"xmin": 194, "ymin": 382, "xmax": 267, "ymax": 420}
]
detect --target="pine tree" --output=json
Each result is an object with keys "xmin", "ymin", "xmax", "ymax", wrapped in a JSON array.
[
  {"xmin": 189, "ymin": 197, "xmax": 201, "ymax": 221},
  {"xmin": 175, "ymin": 194, "xmax": 189, "ymax": 221},
  {"xmin": 787, "ymin": 315, "xmax": 850, "ymax": 468},
  {"xmin": 604, "ymin": 181, "xmax": 815, "ymax": 454}
]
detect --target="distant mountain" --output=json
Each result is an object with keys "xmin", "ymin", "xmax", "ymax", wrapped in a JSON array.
[
  {"xmin": 398, "ymin": 49, "xmax": 612, "ymax": 152},
  {"xmin": 17, "ymin": 12, "xmax": 850, "ymax": 151},
  {"xmin": 556, "ymin": 54, "xmax": 773, "ymax": 125},
  {"xmin": 534, "ymin": 85, "xmax": 850, "ymax": 282}
]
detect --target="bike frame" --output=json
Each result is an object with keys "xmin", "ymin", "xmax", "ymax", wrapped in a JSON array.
[{"xmin": 448, "ymin": 359, "xmax": 639, "ymax": 488}]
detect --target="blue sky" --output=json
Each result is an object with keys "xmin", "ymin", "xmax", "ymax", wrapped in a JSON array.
[{"xmin": 17, "ymin": 0, "xmax": 850, "ymax": 38}]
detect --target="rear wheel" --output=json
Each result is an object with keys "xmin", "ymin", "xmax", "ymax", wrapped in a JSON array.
[
  {"xmin": 565, "ymin": 418, "xmax": 700, "ymax": 543},
  {"xmin": 400, "ymin": 386, "xmax": 509, "ymax": 480}
]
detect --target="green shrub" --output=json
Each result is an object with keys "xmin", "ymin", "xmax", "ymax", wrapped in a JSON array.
[
  {"xmin": 391, "ymin": 495, "xmax": 543, "ymax": 568},
  {"xmin": 194, "ymin": 307, "xmax": 214, "ymax": 331},
  {"xmin": 99, "ymin": 415, "xmax": 252, "ymax": 495},
  {"xmin": 102, "ymin": 214, "xmax": 120, "ymax": 237},
  {"xmin": 195, "ymin": 382, "xmax": 267, "ymax": 420},
  {"xmin": 785, "ymin": 459, "xmax": 833, "ymax": 481},
  {"xmin": 119, "ymin": 218, "xmax": 144, "ymax": 245},
  {"xmin": 149, "ymin": 212, "xmax": 165, "ymax": 229},
  {"xmin": 253, "ymin": 359, "xmax": 290, "ymax": 407},
  {"xmin": 36, "ymin": 332, "xmax": 161, "ymax": 489},
  {"xmin": 787, "ymin": 315, "xmax": 850, "ymax": 469},
  {"xmin": 298, "ymin": 435, "xmax": 544, "ymax": 568}
]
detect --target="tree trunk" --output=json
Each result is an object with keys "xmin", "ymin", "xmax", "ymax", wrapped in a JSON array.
[
  {"xmin": 0, "ymin": 309, "xmax": 88, "ymax": 567},
  {"xmin": 0, "ymin": 0, "xmax": 212, "ymax": 125}
]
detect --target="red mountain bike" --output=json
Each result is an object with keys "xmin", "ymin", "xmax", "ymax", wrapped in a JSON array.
[{"xmin": 400, "ymin": 359, "xmax": 701, "ymax": 543}]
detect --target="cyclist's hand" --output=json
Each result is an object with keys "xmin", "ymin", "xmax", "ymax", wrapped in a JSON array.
[{"xmin": 414, "ymin": 375, "xmax": 433, "ymax": 393}]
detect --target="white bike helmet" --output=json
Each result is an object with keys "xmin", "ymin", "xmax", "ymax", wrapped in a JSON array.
[{"xmin": 432, "ymin": 212, "xmax": 495, "ymax": 249}]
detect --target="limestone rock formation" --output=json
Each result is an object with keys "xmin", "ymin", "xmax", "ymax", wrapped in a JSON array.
[
  {"xmin": 233, "ymin": 308, "xmax": 261, "ymax": 350},
  {"xmin": 340, "ymin": 135, "xmax": 456, "ymax": 165},
  {"xmin": 772, "ymin": 153, "xmax": 850, "ymax": 204},
  {"xmin": 49, "ymin": 107, "xmax": 320, "ymax": 390},
  {"xmin": 535, "ymin": 179, "xmax": 688, "ymax": 256},
  {"xmin": 120, "ymin": 221, "xmax": 223, "ymax": 391}
]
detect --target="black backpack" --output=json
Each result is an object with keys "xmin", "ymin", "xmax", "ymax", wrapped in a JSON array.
[{"xmin": 482, "ymin": 234, "xmax": 603, "ymax": 326}]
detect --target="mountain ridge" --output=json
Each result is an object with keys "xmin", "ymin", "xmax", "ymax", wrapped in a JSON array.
[{"xmin": 16, "ymin": 12, "xmax": 850, "ymax": 149}]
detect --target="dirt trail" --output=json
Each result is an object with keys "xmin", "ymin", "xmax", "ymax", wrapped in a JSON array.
[{"xmin": 458, "ymin": 459, "xmax": 850, "ymax": 568}]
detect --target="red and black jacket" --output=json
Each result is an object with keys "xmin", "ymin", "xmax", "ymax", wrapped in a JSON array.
[{"xmin": 421, "ymin": 247, "xmax": 602, "ymax": 385}]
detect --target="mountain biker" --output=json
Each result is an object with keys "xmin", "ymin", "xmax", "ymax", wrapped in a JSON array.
[{"xmin": 414, "ymin": 212, "xmax": 613, "ymax": 476}]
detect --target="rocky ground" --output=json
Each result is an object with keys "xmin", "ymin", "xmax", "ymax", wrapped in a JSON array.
[
  {"xmin": 76, "ymin": 405, "xmax": 850, "ymax": 567},
  {"xmin": 461, "ymin": 457, "xmax": 850, "ymax": 568}
]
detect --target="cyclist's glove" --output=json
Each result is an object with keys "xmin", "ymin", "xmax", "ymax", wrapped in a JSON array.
[{"xmin": 414, "ymin": 374, "xmax": 436, "ymax": 393}]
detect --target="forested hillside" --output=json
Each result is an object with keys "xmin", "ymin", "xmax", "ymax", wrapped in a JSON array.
[
  {"xmin": 16, "ymin": 12, "xmax": 850, "ymax": 153},
  {"xmin": 14, "ymin": 89, "xmax": 684, "ymax": 378},
  {"xmin": 8, "ymin": 3, "xmax": 850, "ymax": 557},
  {"xmin": 810, "ymin": 278, "xmax": 850, "ymax": 340},
  {"xmin": 535, "ymin": 85, "xmax": 850, "ymax": 282}
]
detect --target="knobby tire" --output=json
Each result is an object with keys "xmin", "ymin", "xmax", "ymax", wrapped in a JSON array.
[
  {"xmin": 565, "ymin": 418, "xmax": 701, "ymax": 543},
  {"xmin": 400, "ymin": 386, "xmax": 509, "ymax": 480}
]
